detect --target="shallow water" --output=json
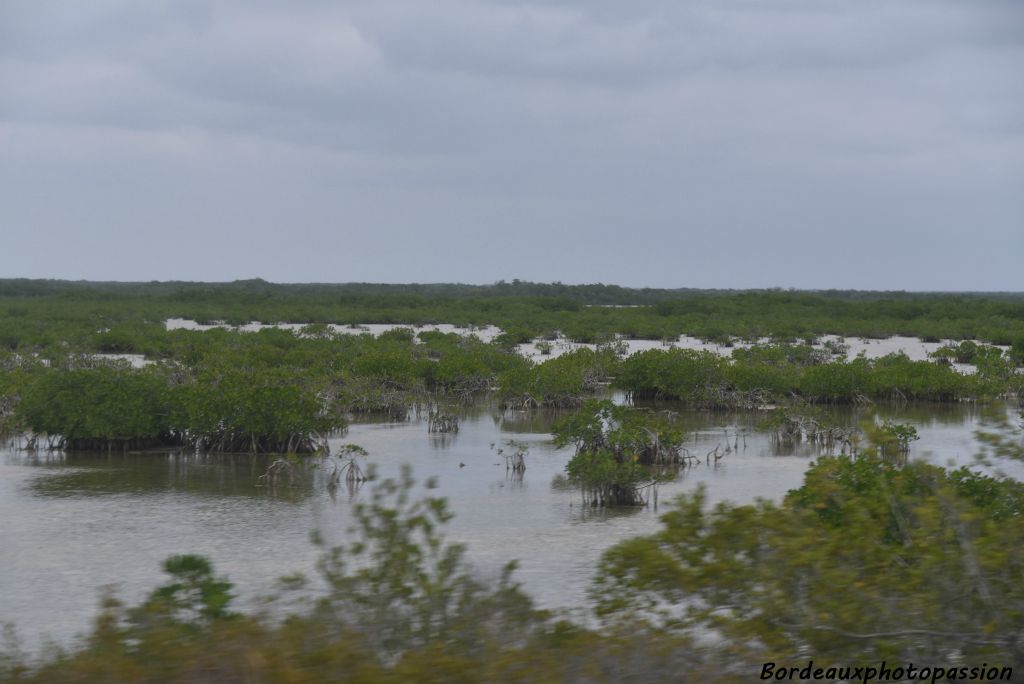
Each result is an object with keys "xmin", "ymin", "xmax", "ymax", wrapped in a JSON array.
[{"xmin": 1, "ymin": 399, "xmax": 1016, "ymax": 652}]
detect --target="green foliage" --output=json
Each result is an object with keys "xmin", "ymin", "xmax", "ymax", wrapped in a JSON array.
[
  {"xmin": 933, "ymin": 339, "xmax": 980, "ymax": 363},
  {"xmin": 3, "ymin": 279, "xmax": 1024, "ymax": 355},
  {"xmin": 12, "ymin": 471, "xmax": 653, "ymax": 684},
  {"xmin": 594, "ymin": 454, "xmax": 1024, "ymax": 662},
  {"xmin": 16, "ymin": 366, "xmax": 171, "ymax": 449},
  {"xmin": 873, "ymin": 420, "xmax": 919, "ymax": 456},
  {"xmin": 0, "ymin": 280, "xmax": 1019, "ymax": 454},
  {"xmin": 1011, "ymin": 336, "xmax": 1024, "ymax": 364},
  {"xmin": 170, "ymin": 368, "xmax": 340, "ymax": 453},
  {"xmin": 933, "ymin": 341, "xmax": 1018, "ymax": 382},
  {"xmin": 9, "ymin": 454, "xmax": 1024, "ymax": 681},
  {"xmin": 555, "ymin": 401, "xmax": 683, "ymax": 506},
  {"xmin": 553, "ymin": 400, "xmax": 684, "ymax": 463},
  {"xmin": 137, "ymin": 555, "xmax": 235, "ymax": 627},
  {"xmin": 499, "ymin": 348, "xmax": 614, "ymax": 409},
  {"xmin": 730, "ymin": 342, "xmax": 830, "ymax": 367},
  {"xmin": 616, "ymin": 346, "xmax": 999, "ymax": 406},
  {"xmin": 10, "ymin": 357, "xmax": 342, "ymax": 453},
  {"xmin": 494, "ymin": 326, "xmax": 535, "ymax": 348},
  {"xmin": 615, "ymin": 348, "xmax": 732, "ymax": 403},
  {"xmin": 312, "ymin": 466, "xmax": 541, "ymax": 659},
  {"xmin": 1, "ymin": 518, "xmax": 713, "ymax": 684}
]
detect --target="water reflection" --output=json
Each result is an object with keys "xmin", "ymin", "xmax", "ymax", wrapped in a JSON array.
[
  {"xmin": 21, "ymin": 452, "xmax": 318, "ymax": 501},
  {"xmin": 0, "ymin": 400, "xmax": 1016, "ymax": 652},
  {"xmin": 6, "ymin": 400, "xmax": 1006, "ymax": 503}
]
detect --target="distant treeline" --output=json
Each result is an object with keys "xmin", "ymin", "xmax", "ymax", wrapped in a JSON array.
[
  {"xmin": 4, "ymin": 277, "xmax": 1024, "ymax": 302},
  {"xmin": 2, "ymin": 278, "xmax": 1024, "ymax": 348}
]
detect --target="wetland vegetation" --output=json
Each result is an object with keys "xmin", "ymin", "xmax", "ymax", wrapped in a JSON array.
[
  {"xmin": 1, "ymin": 280, "xmax": 1021, "ymax": 452},
  {"xmin": 2, "ymin": 279, "xmax": 1024, "ymax": 681},
  {"xmin": 3, "ymin": 279, "xmax": 1024, "ymax": 352}
]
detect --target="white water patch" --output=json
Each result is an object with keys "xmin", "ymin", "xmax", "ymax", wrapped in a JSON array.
[
  {"xmin": 820, "ymin": 335, "xmax": 1013, "ymax": 375},
  {"xmin": 164, "ymin": 319, "xmax": 1008, "ymax": 374},
  {"xmin": 821, "ymin": 334, "xmax": 1006, "ymax": 362},
  {"xmin": 166, "ymin": 318, "xmax": 737, "ymax": 361},
  {"xmin": 19, "ymin": 353, "xmax": 153, "ymax": 369},
  {"xmin": 517, "ymin": 333, "xmax": 1006, "ymax": 375},
  {"xmin": 165, "ymin": 318, "xmax": 503, "ymax": 342},
  {"xmin": 93, "ymin": 353, "xmax": 151, "ymax": 368},
  {"xmin": 515, "ymin": 335, "xmax": 751, "ymax": 362}
]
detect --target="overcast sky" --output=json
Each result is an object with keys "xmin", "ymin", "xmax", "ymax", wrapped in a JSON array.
[{"xmin": 1, "ymin": 0, "xmax": 1021, "ymax": 290}]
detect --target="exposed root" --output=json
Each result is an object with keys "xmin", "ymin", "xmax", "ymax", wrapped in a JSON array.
[{"xmin": 762, "ymin": 410, "xmax": 859, "ymax": 455}]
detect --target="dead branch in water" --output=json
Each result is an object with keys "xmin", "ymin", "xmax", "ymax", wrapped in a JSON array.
[
  {"xmin": 493, "ymin": 440, "xmax": 527, "ymax": 478},
  {"xmin": 331, "ymin": 444, "xmax": 369, "ymax": 492},
  {"xmin": 427, "ymin": 410, "xmax": 459, "ymax": 434},
  {"xmin": 257, "ymin": 458, "xmax": 297, "ymax": 489}
]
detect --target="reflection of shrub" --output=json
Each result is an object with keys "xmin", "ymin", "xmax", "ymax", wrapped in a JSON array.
[{"xmin": 565, "ymin": 448, "xmax": 656, "ymax": 507}]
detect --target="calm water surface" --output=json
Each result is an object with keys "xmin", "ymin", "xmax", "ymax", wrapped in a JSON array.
[{"xmin": 0, "ymin": 399, "xmax": 1014, "ymax": 651}]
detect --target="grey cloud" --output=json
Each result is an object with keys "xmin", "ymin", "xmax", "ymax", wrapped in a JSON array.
[{"xmin": 0, "ymin": 0, "xmax": 1021, "ymax": 288}]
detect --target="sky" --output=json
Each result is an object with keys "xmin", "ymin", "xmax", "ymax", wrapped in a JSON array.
[{"xmin": 1, "ymin": 0, "xmax": 1022, "ymax": 290}]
